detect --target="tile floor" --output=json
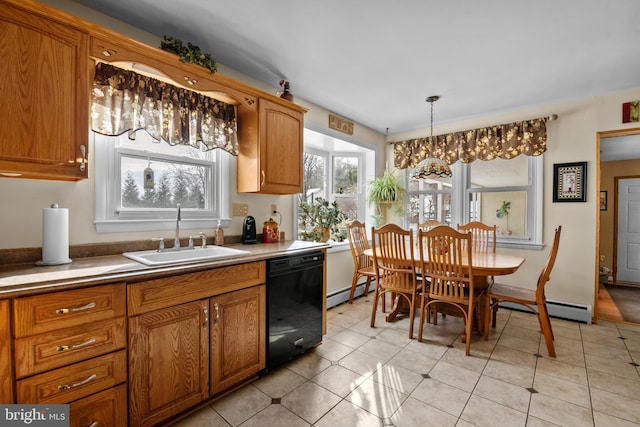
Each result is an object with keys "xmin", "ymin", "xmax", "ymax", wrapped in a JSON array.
[{"xmin": 174, "ymin": 296, "xmax": 640, "ymax": 427}]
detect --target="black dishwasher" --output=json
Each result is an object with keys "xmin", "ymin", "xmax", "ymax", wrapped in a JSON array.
[{"xmin": 266, "ymin": 251, "xmax": 324, "ymax": 371}]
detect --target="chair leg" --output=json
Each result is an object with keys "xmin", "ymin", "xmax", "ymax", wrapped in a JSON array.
[
  {"xmin": 491, "ymin": 299, "xmax": 498, "ymax": 328},
  {"xmin": 363, "ymin": 276, "xmax": 372, "ymax": 297},
  {"xmin": 370, "ymin": 287, "xmax": 380, "ymax": 328},
  {"xmin": 537, "ymin": 303, "xmax": 556, "ymax": 357},
  {"xmin": 406, "ymin": 294, "xmax": 415, "ymax": 339},
  {"xmin": 483, "ymin": 295, "xmax": 491, "ymax": 341},
  {"xmin": 348, "ymin": 272, "xmax": 359, "ymax": 303},
  {"xmin": 464, "ymin": 307, "xmax": 473, "ymax": 356},
  {"xmin": 418, "ymin": 298, "xmax": 427, "ymax": 342}
]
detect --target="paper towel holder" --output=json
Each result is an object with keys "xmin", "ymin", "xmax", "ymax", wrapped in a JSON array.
[{"xmin": 36, "ymin": 203, "xmax": 72, "ymax": 266}]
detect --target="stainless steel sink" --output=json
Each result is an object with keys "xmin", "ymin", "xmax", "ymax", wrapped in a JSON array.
[{"xmin": 122, "ymin": 246, "xmax": 252, "ymax": 266}]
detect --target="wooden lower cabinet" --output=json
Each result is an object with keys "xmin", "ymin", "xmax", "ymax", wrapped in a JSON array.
[
  {"xmin": 70, "ymin": 383, "xmax": 127, "ymax": 427},
  {"xmin": 0, "ymin": 300, "xmax": 12, "ymax": 403},
  {"xmin": 128, "ymin": 299, "xmax": 209, "ymax": 427},
  {"xmin": 210, "ymin": 285, "xmax": 266, "ymax": 395}
]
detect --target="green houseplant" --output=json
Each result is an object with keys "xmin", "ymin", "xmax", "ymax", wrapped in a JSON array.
[
  {"xmin": 298, "ymin": 197, "xmax": 347, "ymax": 242},
  {"xmin": 367, "ymin": 169, "xmax": 406, "ymax": 225},
  {"xmin": 496, "ymin": 200, "xmax": 512, "ymax": 235}
]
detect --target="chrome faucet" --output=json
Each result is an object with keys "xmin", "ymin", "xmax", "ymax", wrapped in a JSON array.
[{"xmin": 174, "ymin": 204, "xmax": 181, "ymax": 249}]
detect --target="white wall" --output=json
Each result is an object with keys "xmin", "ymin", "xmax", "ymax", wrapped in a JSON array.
[
  {"xmin": 0, "ymin": 0, "xmax": 384, "ymax": 252},
  {"xmin": 4, "ymin": 0, "xmax": 640, "ymax": 311},
  {"xmin": 391, "ymin": 88, "xmax": 640, "ymax": 308}
]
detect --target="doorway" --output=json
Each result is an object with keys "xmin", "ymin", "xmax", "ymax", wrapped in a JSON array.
[{"xmin": 596, "ymin": 128, "xmax": 640, "ymax": 324}]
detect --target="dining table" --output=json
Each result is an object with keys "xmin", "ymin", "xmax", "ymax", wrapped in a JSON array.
[{"xmin": 363, "ymin": 247, "xmax": 525, "ymax": 336}]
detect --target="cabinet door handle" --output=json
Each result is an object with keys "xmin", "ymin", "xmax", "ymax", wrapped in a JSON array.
[
  {"xmin": 261, "ymin": 170, "xmax": 265, "ymax": 187},
  {"xmin": 89, "ymin": 422, "xmax": 100, "ymax": 427},
  {"xmin": 57, "ymin": 373, "xmax": 97, "ymax": 391},
  {"xmin": 56, "ymin": 302, "xmax": 96, "ymax": 315},
  {"xmin": 213, "ymin": 303, "xmax": 219, "ymax": 323},
  {"xmin": 80, "ymin": 144, "xmax": 86, "ymax": 171},
  {"xmin": 56, "ymin": 337, "xmax": 97, "ymax": 352},
  {"xmin": 203, "ymin": 305, "xmax": 209, "ymax": 325}
]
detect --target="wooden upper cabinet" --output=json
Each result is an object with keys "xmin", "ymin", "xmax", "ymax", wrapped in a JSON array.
[
  {"xmin": 237, "ymin": 98, "xmax": 305, "ymax": 194},
  {"xmin": 0, "ymin": 1, "xmax": 89, "ymax": 180}
]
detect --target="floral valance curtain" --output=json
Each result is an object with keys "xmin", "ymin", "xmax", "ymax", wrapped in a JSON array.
[
  {"xmin": 91, "ymin": 62, "xmax": 238, "ymax": 155},
  {"xmin": 393, "ymin": 117, "xmax": 549, "ymax": 169}
]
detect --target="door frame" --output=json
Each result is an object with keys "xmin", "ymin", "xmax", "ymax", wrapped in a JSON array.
[
  {"xmin": 613, "ymin": 175, "xmax": 640, "ymax": 282},
  {"xmin": 595, "ymin": 127, "xmax": 640, "ymax": 322}
]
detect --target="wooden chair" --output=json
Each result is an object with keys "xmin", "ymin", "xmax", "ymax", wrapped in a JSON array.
[
  {"xmin": 347, "ymin": 220, "xmax": 376, "ymax": 304},
  {"xmin": 457, "ymin": 221, "xmax": 496, "ymax": 253},
  {"xmin": 417, "ymin": 226, "xmax": 482, "ymax": 356},
  {"xmin": 370, "ymin": 224, "xmax": 422, "ymax": 339},
  {"xmin": 484, "ymin": 226, "xmax": 562, "ymax": 357}
]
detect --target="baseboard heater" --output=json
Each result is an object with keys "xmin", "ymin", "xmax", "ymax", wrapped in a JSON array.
[
  {"xmin": 327, "ymin": 282, "xmax": 370, "ymax": 309},
  {"xmin": 499, "ymin": 299, "xmax": 592, "ymax": 324}
]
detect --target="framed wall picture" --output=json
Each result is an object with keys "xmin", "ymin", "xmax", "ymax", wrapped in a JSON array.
[
  {"xmin": 553, "ymin": 162, "xmax": 587, "ymax": 202},
  {"xmin": 600, "ymin": 190, "xmax": 608, "ymax": 211}
]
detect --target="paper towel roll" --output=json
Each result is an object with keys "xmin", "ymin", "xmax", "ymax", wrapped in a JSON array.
[{"xmin": 38, "ymin": 204, "xmax": 72, "ymax": 266}]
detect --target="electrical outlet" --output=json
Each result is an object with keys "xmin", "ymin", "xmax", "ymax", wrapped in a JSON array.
[
  {"xmin": 271, "ymin": 204, "xmax": 278, "ymax": 214},
  {"xmin": 232, "ymin": 203, "xmax": 249, "ymax": 216}
]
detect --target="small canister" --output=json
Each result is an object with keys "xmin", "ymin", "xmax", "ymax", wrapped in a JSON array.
[{"xmin": 263, "ymin": 218, "xmax": 279, "ymax": 243}]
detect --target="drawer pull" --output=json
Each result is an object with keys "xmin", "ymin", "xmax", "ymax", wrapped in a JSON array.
[
  {"xmin": 89, "ymin": 422, "xmax": 100, "ymax": 427},
  {"xmin": 56, "ymin": 302, "xmax": 97, "ymax": 315},
  {"xmin": 57, "ymin": 373, "xmax": 97, "ymax": 391},
  {"xmin": 203, "ymin": 305, "xmax": 209, "ymax": 325},
  {"xmin": 214, "ymin": 303, "xmax": 219, "ymax": 323},
  {"xmin": 56, "ymin": 337, "xmax": 97, "ymax": 352}
]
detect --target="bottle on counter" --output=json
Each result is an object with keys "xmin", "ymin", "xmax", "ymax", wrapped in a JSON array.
[{"xmin": 215, "ymin": 220, "xmax": 224, "ymax": 246}]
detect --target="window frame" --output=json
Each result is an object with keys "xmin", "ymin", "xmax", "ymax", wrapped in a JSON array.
[
  {"xmin": 94, "ymin": 132, "xmax": 230, "ymax": 233},
  {"xmin": 405, "ymin": 156, "xmax": 543, "ymax": 250}
]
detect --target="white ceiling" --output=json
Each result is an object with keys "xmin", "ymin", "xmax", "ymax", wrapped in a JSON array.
[{"xmin": 77, "ymin": 0, "xmax": 640, "ymax": 136}]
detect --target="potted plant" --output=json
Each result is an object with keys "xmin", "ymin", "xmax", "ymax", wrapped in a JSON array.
[
  {"xmin": 368, "ymin": 169, "xmax": 406, "ymax": 225},
  {"xmin": 496, "ymin": 200, "xmax": 512, "ymax": 235},
  {"xmin": 298, "ymin": 197, "xmax": 347, "ymax": 242}
]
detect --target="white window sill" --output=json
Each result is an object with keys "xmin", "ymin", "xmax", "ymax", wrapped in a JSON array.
[
  {"xmin": 326, "ymin": 241, "xmax": 350, "ymax": 253},
  {"xmin": 95, "ymin": 218, "xmax": 230, "ymax": 234}
]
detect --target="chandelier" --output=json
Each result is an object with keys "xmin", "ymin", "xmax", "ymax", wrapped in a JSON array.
[{"xmin": 412, "ymin": 96, "xmax": 452, "ymax": 179}]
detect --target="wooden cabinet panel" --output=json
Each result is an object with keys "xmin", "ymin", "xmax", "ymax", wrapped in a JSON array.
[
  {"xmin": 0, "ymin": 300, "xmax": 13, "ymax": 403},
  {"xmin": 14, "ymin": 317, "xmax": 126, "ymax": 378},
  {"xmin": 14, "ymin": 284, "xmax": 125, "ymax": 337},
  {"xmin": 128, "ymin": 262, "xmax": 265, "ymax": 315},
  {"xmin": 129, "ymin": 300, "xmax": 209, "ymax": 427},
  {"xmin": 0, "ymin": 1, "xmax": 89, "ymax": 180},
  {"xmin": 70, "ymin": 383, "xmax": 127, "ymax": 427},
  {"xmin": 16, "ymin": 350, "xmax": 126, "ymax": 404},
  {"xmin": 237, "ymin": 98, "xmax": 305, "ymax": 194},
  {"xmin": 210, "ymin": 285, "xmax": 265, "ymax": 395}
]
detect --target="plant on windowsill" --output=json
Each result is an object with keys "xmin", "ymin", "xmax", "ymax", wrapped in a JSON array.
[
  {"xmin": 298, "ymin": 197, "xmax": 348, "ymax": 243},
  {"xmin": 160, "ymin": 36, "xmax": 218, "ymax": 74},
  {"xmin": 496, "ymin": 200, "xmax": 512, "ymax": 235},
  {"xmin": 368, "ymin": 169, "xmax": 405, "ymax": 226}
]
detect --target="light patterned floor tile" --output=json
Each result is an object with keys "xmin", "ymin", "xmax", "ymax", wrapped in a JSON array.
[
  {"xmin": 529, "ymin": 393, "xmax": 594, "ymax": 427},
  {"xmin": 483, "ymin": 359, "xmax": 535, "ymax": 389},
  {"xmin": 390, "ymin": 396, "xmax": 458, "ymax": 427},
  {"xmin": 310, "ymin": 364, "xmax": 367, "ymax": 397},
  {"xmin": 591, "ymin": 387, "xmax": 640, "ymax": 424},
  {"xmin": 281, "ymin": 381, "xmax": 342, "ymax": 424},
  {"xmin": 238, "ymin": 404, "xmax": 309, "ymax": 427},
  {"xmin": 314, "ymin": 400, "xmax": 383, "ymax": 427},
  {"xmin": 210, "ymin": 385, "xmax": 271, "ymax": 426},
  {"xmin": 253, "ymin": 366, "xmax": 307, "ymax": 398},
  {"xmin": 410, "ymin": 378, "xmax": 470, "ymax": 417},
  {"xmin": 345, "ymin": 376, "xmax": 408, "ymax": 418},
  {"xmin": 535, "ymin": 357, "xmax": 588, "ymax": 386},
  {"xmin": 533, "ymin": 371, "xmax": 591, "ymax": 409},
  {"xmin": 460, "ymin": 394, "xmax": 527, "ymax": 427},
  {"xmin": 428, "ymin": 360, "xmax": 481, "ymax": 393},
  {"xmin": 473, "ymin": 375, "xmax": 532, "ymax": 412}
]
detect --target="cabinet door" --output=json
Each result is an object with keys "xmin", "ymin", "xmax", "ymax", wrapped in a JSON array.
[
  {"xmin": 0, "ymin": 300, "xmax": 12, "ymax": 403},
  {"xmin": 237, "ymin": 99, "xmax": 304, "ymax": 194},
  {"xmin": 210, "ymin": 285, "xmax": 265, "ymax": 395},
  {"xmin": 129, "ymin": 299, "xmax": 209, "ymax": 427},
  {"xmin": 0, "ymin": 2, "xmax": 89, "ymax": 180}
]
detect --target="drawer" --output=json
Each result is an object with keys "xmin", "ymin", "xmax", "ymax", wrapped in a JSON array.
[
  {"xmin": 16, "ymin": 350, "xmax": 126, "ymax": 404},
  {"xmin": 14, "ymin": 284, "xmax": 126, "ymax": 337},
  {"xmin": 14, "ymin": 317, "xmax": 126, "ymax": 378},
  {"xmin": 128, "ymin": 261, "xmax": 265, "ymax": 315},
  {"xmin": 70, "ymin": 383, "xmax": 127, "ymax": 427}
]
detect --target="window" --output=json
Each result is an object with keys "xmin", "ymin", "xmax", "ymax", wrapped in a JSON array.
[
  {"xmin": 94, "ymin": 130, "xmax": 230, "ymax": 233},
  {"xmin": 298, "ymin": 127, "xmax": 377, "ymax": 240},
  {"xmin": 406, "ymin": 155, "xmax": 543, "ymax": 248}
]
